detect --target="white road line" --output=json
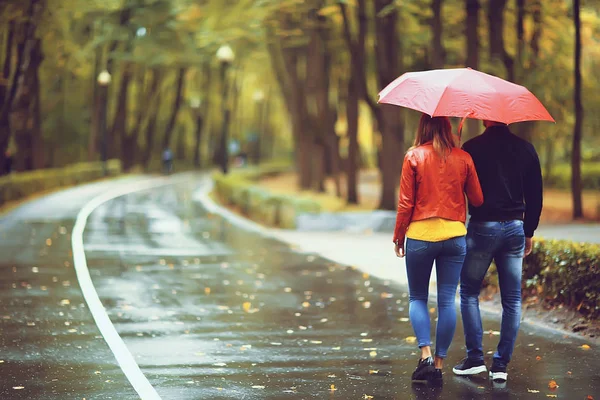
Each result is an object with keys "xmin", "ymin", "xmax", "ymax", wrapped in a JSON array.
[{"xmin": 71, "ymin": 175, "xmax": 198, "ymax": 400}]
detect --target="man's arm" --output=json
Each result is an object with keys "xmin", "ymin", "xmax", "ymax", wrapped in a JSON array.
[{"xmin": 523, "ymin": 146, "xmax": 543, "ymax": 239}]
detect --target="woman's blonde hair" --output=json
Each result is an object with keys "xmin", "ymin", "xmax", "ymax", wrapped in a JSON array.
[{"xmin": 412, "ymin": 114, "xmax": 455, "ymax": 159}]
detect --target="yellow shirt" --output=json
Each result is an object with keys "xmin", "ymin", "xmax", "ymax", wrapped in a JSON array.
[{"xmin": 406, "ymin": 217, "xmax": 466, "ymax": 242}]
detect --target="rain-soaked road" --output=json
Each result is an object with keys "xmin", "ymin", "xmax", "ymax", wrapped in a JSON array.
[{"xmin": 0, "ymin": 173, "xmax": 598, "ymax": 400}]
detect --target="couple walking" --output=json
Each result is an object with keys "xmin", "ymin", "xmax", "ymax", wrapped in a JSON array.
[{"xmin": 393, "ymin": 114, "xmax": 543, "ymax": 384}]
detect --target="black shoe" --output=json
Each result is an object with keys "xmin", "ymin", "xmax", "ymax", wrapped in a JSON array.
[
  {"xmin": 412, "ymin": 356, "xmax": 435, "ymax": 382},
  {"xmin": 452, "ymin": 357, "xmax": 487, "ymax": 376},
  {"xmin": 489, "ymin": 362, "xmax": 508, "ymax": 382},
  {"xmin": 430, "ymin": 369, "xmax": 443, "ymax": 386}
]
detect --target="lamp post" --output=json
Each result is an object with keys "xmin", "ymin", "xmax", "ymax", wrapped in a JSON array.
[
  {"xmin": 189, "ymin": 96, "xmax": 203, "ymax": 168},
  {"xmin": 216, "ymin": 45, "xmax": 235, "ymax": 174},
  {"xmin": 252, "ymin": 89, "xmax": 264, "ymax": 165},
  {"xmin": 97, "ymin": 70, "xmax": 111, "ymax": 176}
]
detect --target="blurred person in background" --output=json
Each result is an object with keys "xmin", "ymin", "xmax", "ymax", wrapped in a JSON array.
[
  {"xmin": 393, "ymin": 114, "xmax": 484, "ymax": 384},
  {"xmin": 162, "ymin": 147, "xmax": 173, "ymax": 175}
]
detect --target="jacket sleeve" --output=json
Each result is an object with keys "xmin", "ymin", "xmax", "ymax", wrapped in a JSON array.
[
  {"xmin": 393, "ymin": 153, "xmax": 416, "ymax": 244},
  {"xmin": 465, "ymin": 155, "xmax": 484, "ymax": 207},
  {"xmin": 523, "ymin": 147, "xmax": 543, "ymax": 237}
]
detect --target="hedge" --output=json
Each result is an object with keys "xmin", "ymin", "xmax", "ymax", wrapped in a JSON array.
[
  {"xmin": 0, "ymin": 160, "xmax": 122, "ymax": 207},
  {"xmin": 212, "ymin": 162, "xmax": 324, "ymax": 229},
  {"xmin": 545, "ymin": 162, "xmax": 600, "ymax": 190},
  {"xmin": 523, "ymin": 238, "xmax": 600, "ymax": 319}
]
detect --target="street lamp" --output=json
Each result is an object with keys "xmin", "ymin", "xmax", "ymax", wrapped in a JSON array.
[
  {"xmin": 216, "ymin": 45, "xmax": 235, "ymax": 174},
  {"xmin": 189, "ymin": 95, "xmax": 203, "ymax": 168},
  {"xmin": 252, "ymin": 89, "xmax": 265, "ymax": 165},
  {"xmin": 97, "ymin": 70, "xmax": 111, "ymax": 176}
]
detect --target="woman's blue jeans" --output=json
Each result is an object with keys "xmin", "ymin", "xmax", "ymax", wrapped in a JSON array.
[{"xmin": 405, "ymin": 236, "xmax": 466, "ymax": 358}]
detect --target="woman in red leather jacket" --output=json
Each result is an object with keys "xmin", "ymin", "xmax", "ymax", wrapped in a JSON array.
[{"xmin": 393, "ymin": 114, "xmax": 483, "ymax": 383}]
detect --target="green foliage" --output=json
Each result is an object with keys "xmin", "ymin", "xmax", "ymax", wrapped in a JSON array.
[
  {"xmin": 0, "ymin": 160, "xmax": 121, "ymax": 206},
  {"xmin": 524, "ymin": 238, "xmax": 600, "ymax": 319},
  {"xmin": 212, "ymin": 162, "xmax": 322, "ymax": 229},
  {"xmin": 545, "ymin": 162, "xmax": 600, "ymax": 189}
]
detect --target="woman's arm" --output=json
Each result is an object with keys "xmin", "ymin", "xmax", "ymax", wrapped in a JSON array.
[
  {"xmin": 393, "ymin": 153, "xmax": 416, "ymax": 244},
  {"xmin": 465, "ymin": 156, "xmax": 484, "ymax": 207}
]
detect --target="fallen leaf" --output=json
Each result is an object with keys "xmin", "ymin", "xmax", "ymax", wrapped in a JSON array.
[
  {"xmin": 567, "ymin": 371, "xmax": 572, "ymax": 375},
  {"xmin": 328, "ymin": 374, "xmax": 336, "ymax": 378},
  {"xmin": 548, "ymin": 380, "xmax": 559, "ymax": 389},
  {"xmin": 302, "ymin": 301, "xmax": 310, "ymax": 308},
  {"xmin": 364, "ymin": 396, "xmax": 374, "ymax": 400},
  {"xmin": 546, "ymin": 395, "xmax": 557, "ymax": 398},
  {"xmin": 369, "ymin": 370, "xmax": 378, "ymax": 375},
  {"xmin": 581, "ymin": 344, "xmax": 591, "ymax": 350},
  {"xmin": 405, "ymin": 336, "xmax": 417, "ymax": 344},
  {"xmin": 362, "ymin": 273, "xmax": 369, "ymax": 279},
  {"xmin": 332, "ymin": 346, "xmax": 341, "ymax": 350},
  {"xmin": 330, "ymin": 384, "xmax": 337, "ymax": 391},
  {"xmin": 363, "ymin": 301, "xmax": 371, "ymax": 309},
  {"xmin": 310, "ymin": 340, "xmax": 323, "ymax": 344},
  {"xmin": 369, "ymin": 351, "xmax": 377, "ymax": 357},
  {"xmin": 135, "ymin": 266, "xmax": 143, "ymax": 272},
  {"xmin": 399, "ymin": 317, "xmax": 410, "ymax": 322},
  {"xmin": 46, "ymin": 238, "xmax": 52, "ymax": 246},
  {"xmin": 586, "ymin": 396, "xmax": 594, "ymax": 400},
  {"xmin": 536, "ymin": 356, "xmax": 542, "ymax": 361},
  {"xmin": 13, "ymin": 386, "xmax": 25, "ymax": 390},
  {"xmin": 320, "ymin": 318, "xmax": 328, "ymax": 323},
  {"xmin": 252, "ymin": 385, "xmax": 265, "ymax": 389},
  {"xmin": 60, "ymin": 299, "xmax": 70, "ymax": 306},
  {"xmin": 528, "ymin": 389, "xmax": 540, "ymax": 393},
  {"xmin": 284, "ymin": 287, "xmax": 292, "ymax": 293},
  {"xmin": 361, "ymin": 339, "xmax": 373, "ymax": 343},
  {"xmin": 242, "ymin": 302, "xmax": 252, "ymax": 312},
  {"xmin": 429, "ymin": 307, "xmax": 436, "ymax": 314},
  {"xmin": 32, "ymin": 267, "xmax": 39, "ymax": 273},
  {"xmin": 204, "ymin": 287, "xmax": 211, "ymax": 295},
  {"xmin": 213, "ymin": 363, "xmax": 226, "ymax": 367}
]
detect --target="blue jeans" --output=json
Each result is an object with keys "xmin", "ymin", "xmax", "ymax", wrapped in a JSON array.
[
  {"xmin": 460, "ymin": 220, "xmax": 525, "ymax": 368},
  {"xmin": 406, "ymin": 236, "xmax": 466, "ymax": 358}
]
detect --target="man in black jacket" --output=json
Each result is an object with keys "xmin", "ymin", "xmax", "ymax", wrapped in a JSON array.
[{"xmin": 453, "ymin": 121, "xmax": 543, "ymax": 383}]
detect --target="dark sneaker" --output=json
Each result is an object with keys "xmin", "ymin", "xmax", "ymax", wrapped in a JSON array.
[
  {"xmin": 489, "ymin": 363, "xmax": 508, "ymax": 382},
  {"xmin": 430, "ymin": 369, "xmax": 443, "ymax": 386},
  {"xmin": 412, "ymin": 356, "xmax": 435, "ymax": 382},
  {"xmin": 452, "ymin": 358, "xmax": 487, "ymax": 376}
]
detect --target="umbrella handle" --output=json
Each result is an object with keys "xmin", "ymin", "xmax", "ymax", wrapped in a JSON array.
[{"xmin": 458, "ymin": 116, "xmax": 467, "ymax": 141}]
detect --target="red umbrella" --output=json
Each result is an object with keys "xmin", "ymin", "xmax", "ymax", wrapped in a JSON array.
[{"xmin": 378, "ymin": 67, "xmax": 554, "ymax": 127}]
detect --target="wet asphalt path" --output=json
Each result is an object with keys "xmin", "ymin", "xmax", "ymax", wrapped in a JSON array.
[{"xmin": 0, "ymin": 173, "xmax": 598, "ymax": 400}]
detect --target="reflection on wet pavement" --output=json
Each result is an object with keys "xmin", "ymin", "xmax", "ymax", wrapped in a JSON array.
[{"xmin": 1, "ymin": 175, "xmax": 599, "ymax": 399}]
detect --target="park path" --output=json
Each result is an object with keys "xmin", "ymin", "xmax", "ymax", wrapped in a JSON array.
[{"xmin": 0, "ymin": 173, "xmax": 597, "ymax": 399}]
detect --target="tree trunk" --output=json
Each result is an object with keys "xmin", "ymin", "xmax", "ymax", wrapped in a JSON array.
[
  {"xmin": 346, "ymin": 72, "xmax": 360, "ymax": 204},
  {"xmin": 162, "ymin": 67, "xmax": 186, "ymax": 150},
  {"xmin": 142, "ymin": 70, "xmax": 163, "ymax": 169},
  {"xmin": 193, "ymin": 114, "xmax": 204, "ymax": 167},
  {"xmin": 89, "ymin": 26, "xmax": 102, "ymax": 161},
  {"xmin": 374, "ymin": 0, "xmax": 404, "ymax": 211},
  {"xmin": 516, "ymin": 0, "xmax": 525, "ymax": 80},
  {"xmin": 12, "ymin": 37, "xmax": 43, "ymax": 171},
  {"xmin": 487, "ymin": 0, "xmax": 514, "ymax": 82},
  {"xmin": 464, "ymin": 0, "xmax": 481, "ymax": 141},
  {"xmin": 571, "ymin": 0, "xmax": 583, "ymax": 219},
  {"xmin": 0, "ymin": 1, "xmax": 38, "ymax": 174},
  {"xmin": 121, "ymin": 67, "xmax": 146, "ymax": 170},
  {"xmin": 109, "ymin": 63, "xmax": 133, "ymax": 159},
  {"xmin": 431, "ymin": 0, "xmax": 445, "ymax": 69}
]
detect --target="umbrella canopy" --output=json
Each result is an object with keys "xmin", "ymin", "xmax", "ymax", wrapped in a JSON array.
[{"xmin": 378, "ymin": 67, "xmax": 554, "ymax": 125}]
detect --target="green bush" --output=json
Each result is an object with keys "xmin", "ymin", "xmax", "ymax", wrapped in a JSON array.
[
  {"xmin": 545, "ymin": 162, "xmax": 600, "ymax": 190},
  {"xmin": 0, "ymin": 160, "xmax": 121, "ymax": 206},
  {"xmin": 212, "ymin": 162, "xmax": 322, "ymax": 229},
  {"xmin": 523, "ymin": 239, "xmax": 600, "ymax": 319}
]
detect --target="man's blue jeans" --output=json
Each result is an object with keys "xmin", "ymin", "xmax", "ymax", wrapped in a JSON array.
[
  {"xmin": 406, "ymin": 236, "xmax": 466, "ymax": 358},
  {"xmin": 460, "ymin": 220, "xmax": 525, "ymax": 368}
]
